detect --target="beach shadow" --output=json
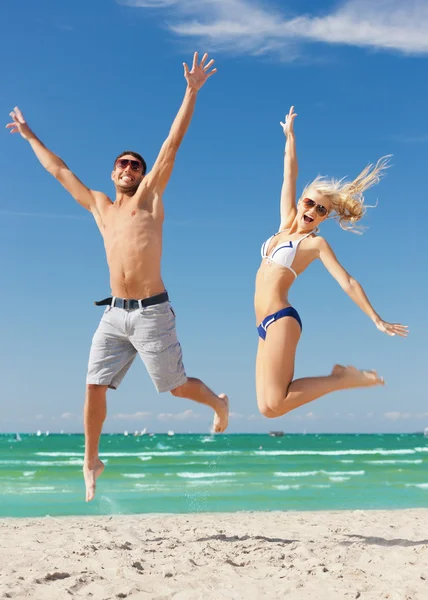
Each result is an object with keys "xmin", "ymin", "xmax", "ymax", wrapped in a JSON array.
[
  {"xmin": 342, "ymin": 534, "xmax": 428, "ymax": 548},
  {"xmin": 196, "ymin": 534, "xmax": 298, "ymax": 544}
]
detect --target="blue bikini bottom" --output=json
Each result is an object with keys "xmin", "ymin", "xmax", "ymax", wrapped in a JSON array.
[{"xmin": 257, "ymin": 306, "xmax": 302, "ymax": 340}]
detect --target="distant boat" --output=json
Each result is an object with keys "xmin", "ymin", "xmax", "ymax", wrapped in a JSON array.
[
  {"xmin": 269, "ymin": 431, "xmax": 284, "ymax": 437},
  {"xmin": 424, "ymin": 427, "xmax": 428, "ymax": 437},
  {"xmin": 15, "ymin": 433, "xmax": 21, "ymax": 442},
  {"xmin": 141, "ymin": 428, "xmax": 147, "ymax": 436},
  {"xmin": 124, "ymin": 431, "xmax": 129, "ymax": 437},
  {"xmin": 45, "ymin": 430, "xmax": 50, "ymax": 436},
  {"xmin": 36, "ymin": 430, "xmax": 42, "ymax": 437},
  {"xmin": 167, "ymin": 430, "xmax": 175, "ymax": 437}
]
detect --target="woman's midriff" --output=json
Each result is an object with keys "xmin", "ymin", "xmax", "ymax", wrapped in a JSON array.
[{"xmin": 254, "ymin": 263, "xmax": 296, "ymax": 325}]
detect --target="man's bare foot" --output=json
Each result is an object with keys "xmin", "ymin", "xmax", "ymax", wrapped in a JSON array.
[
  {"xmin": 212, "ymin": 393, "xmax": 229, "ymax": 433},
  {"xmin": 332, "ymin": 364, "xmax": 385, "ymax": 387},
  {"xmin": 83, "ymin": 458, "xmax": 104, "ymax": 502}
]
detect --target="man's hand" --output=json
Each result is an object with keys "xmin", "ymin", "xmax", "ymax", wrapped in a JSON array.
[
  {"xmin": 6, "ymin": 107, "xmax": 35, "ymax": 141},
  {"xmin": 183, "ymin": 52, "xmax": 217, "ymax": 91}
]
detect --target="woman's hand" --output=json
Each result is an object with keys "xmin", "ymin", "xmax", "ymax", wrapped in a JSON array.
[
  {"xmin": 375, "ymin": 319, "xmax": 409, "ymax": 337},
  {"xmin": 280, "ymin": 106, "xmax": 297, "ymax": 137}
]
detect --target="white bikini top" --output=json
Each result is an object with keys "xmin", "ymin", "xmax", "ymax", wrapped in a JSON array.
[{"xmin": 260, "ymin": 230, "xmax": 314, "ymax": 278}]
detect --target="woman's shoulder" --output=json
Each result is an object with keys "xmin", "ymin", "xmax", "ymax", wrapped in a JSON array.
[{"xmin": 308, "ymin": 233, "xmax": 331, "ymax": 251}]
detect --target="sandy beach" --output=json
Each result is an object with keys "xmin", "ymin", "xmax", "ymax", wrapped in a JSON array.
[{"xmin": 1, "ymin": 509, "xmax": 427, "ymax": 599}]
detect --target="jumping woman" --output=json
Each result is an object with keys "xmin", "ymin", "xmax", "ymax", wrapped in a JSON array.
[{"xmin": 255, "ymin": 106, "xmax": 408, "ymax": 419}]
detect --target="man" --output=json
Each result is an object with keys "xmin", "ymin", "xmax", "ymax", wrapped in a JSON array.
[{"xmin": 7, "ymin": 52, "xmax": 229, "ymax": 502}]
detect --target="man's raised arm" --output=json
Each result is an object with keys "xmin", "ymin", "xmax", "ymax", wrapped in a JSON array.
[
  {"xmin": 6, "ymin": 107, "xmax": 98, "ymax": 212},
  {"xmin": 144, "ymin": 52, "xmax": 217, "ymax": 195}
]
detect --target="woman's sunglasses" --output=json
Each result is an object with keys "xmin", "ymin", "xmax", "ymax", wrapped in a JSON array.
[
  {"xmin": 303, "ymin": 198, "xmax": 328, "ymax": 217},
  {"xmin": 116, "ymin": 158, "xmax": 143, "ymax": 172}
]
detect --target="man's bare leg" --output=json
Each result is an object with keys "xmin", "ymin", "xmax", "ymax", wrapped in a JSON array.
[
  {"xmin": 171, "ymin": 377, "xmax": 229, "ymax": 432},
  {"xmin": 83, "ymin": 384, "xmax": 108, "ymax": 501}
]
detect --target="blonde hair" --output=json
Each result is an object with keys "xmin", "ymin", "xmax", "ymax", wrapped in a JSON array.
[{"xmin": 301, "ymin": 155, "xmax": 391, "ymax": 233}]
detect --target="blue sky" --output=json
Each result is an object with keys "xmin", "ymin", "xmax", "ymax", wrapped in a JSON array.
[{"xmin": 0, "ymin": 0, "xmax": 426, "ymax": 434}]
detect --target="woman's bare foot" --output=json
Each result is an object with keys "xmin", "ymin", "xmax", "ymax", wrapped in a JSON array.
[
  {"xmin": 212, "ymin": 393, "xmax": 229, "ymax": 433},
  {"xmin": 332, "ymin": 364, "xmax": 384, "ymax": 387},
  {"xmin": 83, "ymin": 458, "xmax": 104, "ymax": 502}
]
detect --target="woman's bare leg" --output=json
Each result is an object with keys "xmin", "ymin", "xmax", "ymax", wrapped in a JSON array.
[{"xmin": 258, "ymin": 317, "xmax": 384, "ymax": 418}]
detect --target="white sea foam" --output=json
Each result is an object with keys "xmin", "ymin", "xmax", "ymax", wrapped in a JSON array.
[
  {"xmin": 329, "ymin": 476, "xmax": 350, "ymax": 482},
  {"xmin": 187, "ymin": 479, "xmax": 238, "ymax": 486},
  {"xmin": 274, "ymin": 471, "xmax": 319, "ymax": 478},
  {"xmin": 122, "ymin": 473, "xmax": 146, "ymax": 479},
  {"xmin": 311, "ymin": 484, "xmax": 331, "ymax": 489},
  {"xmin": 405, "ymin": 483, "xmax": 428, "ymax": 489},
  {"xmin": 22, "ymin": 486, "xmax": 57, "ymax": 493},
  {"xmin": 0, "ymin": 459, "xmax": 86, "ymax": 466},
  {"xmin": 274, "ymin": 470, "xmax": 364, "ymax": 477},
  {"xmin": 273, "ymin": 485, "xmax": 301, "ymax": 490},
  {"xmin": 176, "ymin": 472, "xmax": 242, "ymax": 479},
  {"xmin": 255, "ymin": 449, "xmax": 416, "ymax": 456},
  {"xmin": 36, "ymin": 452, "xmax": 82, "ymax": 457},
  {"xmin": 365, "ymin": 460, "xmax": 423, "ymax": 465}
]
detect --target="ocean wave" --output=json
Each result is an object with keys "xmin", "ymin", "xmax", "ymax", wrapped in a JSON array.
[
  {"xmin": 0, "ymin": 459, "xmax": 86, "ymax": 466},
  {"xmin": 274, "ymin": 470, "xmax": 364, "ymax": 477},
  {"xmin": 365, "ymin": 460, "xmax": 423, "ymax": 465},
  {"xmin": 176, "ymin": 472, "xmax": 243, "ymax": 479},
  {"xmin": 274, "ymin": 471, "xmax": 318, "ymax": 478},
  {"xmin": 187, "ymin": 479, "xmax": 238, "ymax": 486},
  {"xmin": 190, "ymin": 451, "xmax": 243, "ymax": 456},
  {"xmin": 273, "ymin": 484, "xmax": 301, "ymax": 490},
  {"xmin": 405, "ymin": 483, "xmax": 428, "ymax": 489},
  {"xmin": 35, "ymin": 452, "xmax": 82, "ymax": 457},
  {"xmin": 311, "ymin": 484, "xmax": 331, "ymax": 489},
  {"xmin": 21, "ymin": 486, "xmax": 57, "ymax": 494},
  {"xmin": 122, "ymin": 473, "xmax": 146, "ymax": 479},
  {"xmin": 255, "ymin": 449, "xmax": 417, "ymax": 456},
  {"xmin": 329, "ymin": 476, "xmax": 350, "ymax": 482}
]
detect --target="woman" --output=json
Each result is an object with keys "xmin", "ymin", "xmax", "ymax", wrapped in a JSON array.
[{"xmin": 255, "ymin": 106, "xmax": 408, "ymax": 419}]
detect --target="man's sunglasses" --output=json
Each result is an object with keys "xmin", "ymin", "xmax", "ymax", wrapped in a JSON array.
[
  {"xmin": 303, "ymin": 197, "xmax": 329, "ymax": 217},
  {"xmin": 116, "ymin": 158, "xmax": 143, "ymax": 172}
]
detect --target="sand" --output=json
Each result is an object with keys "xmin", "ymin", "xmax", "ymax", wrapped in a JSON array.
[{"xmin": 1, "ymin": 509, "xmax": 428, "ymax": 599}]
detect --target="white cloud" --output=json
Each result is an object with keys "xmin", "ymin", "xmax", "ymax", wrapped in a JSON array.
[
  {"xmin": 392, "ymin": 134, "xmax": 428, "ymax": 144},
  {"xmin": 121, "ymin": 0, "xmax": 428, "ymax": 58},
  {"xmin": 384, "ymin": 411, "xmax": 412, "ymax": 421},
  {"xmin": 112, "ymin": 411, "xmax": 152, "ymax": 420},
  {"xmin": 61, "ymin": 412, "xmax": 75, "ymax": 420},
  {"xmin": 157, "ymin": 409, "xmax": 202, "ymax": 421}
]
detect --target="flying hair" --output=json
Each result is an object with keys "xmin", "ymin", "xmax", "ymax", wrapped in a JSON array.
[{"xmin": 301, "ymin": 155, "xmax": 392, "ymax": 233}]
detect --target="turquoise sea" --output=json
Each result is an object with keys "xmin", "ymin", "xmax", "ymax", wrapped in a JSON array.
[{"xmin": 1, "ymin": 433, "xmax": 427, "ymax": 518}]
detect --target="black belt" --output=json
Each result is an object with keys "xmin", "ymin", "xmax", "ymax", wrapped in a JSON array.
[{"xmin": 94, "ymin": 291, "xmax": 169, "ymax": 310}]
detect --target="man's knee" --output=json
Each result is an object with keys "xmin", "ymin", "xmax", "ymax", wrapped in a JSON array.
[
  {"xmin": 86, "ymin": 383, "xmax": 108, "ymax": 398},
  {"xmin": 170, "ymin": 382, "xmax": 188, "ymax": 398}
]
